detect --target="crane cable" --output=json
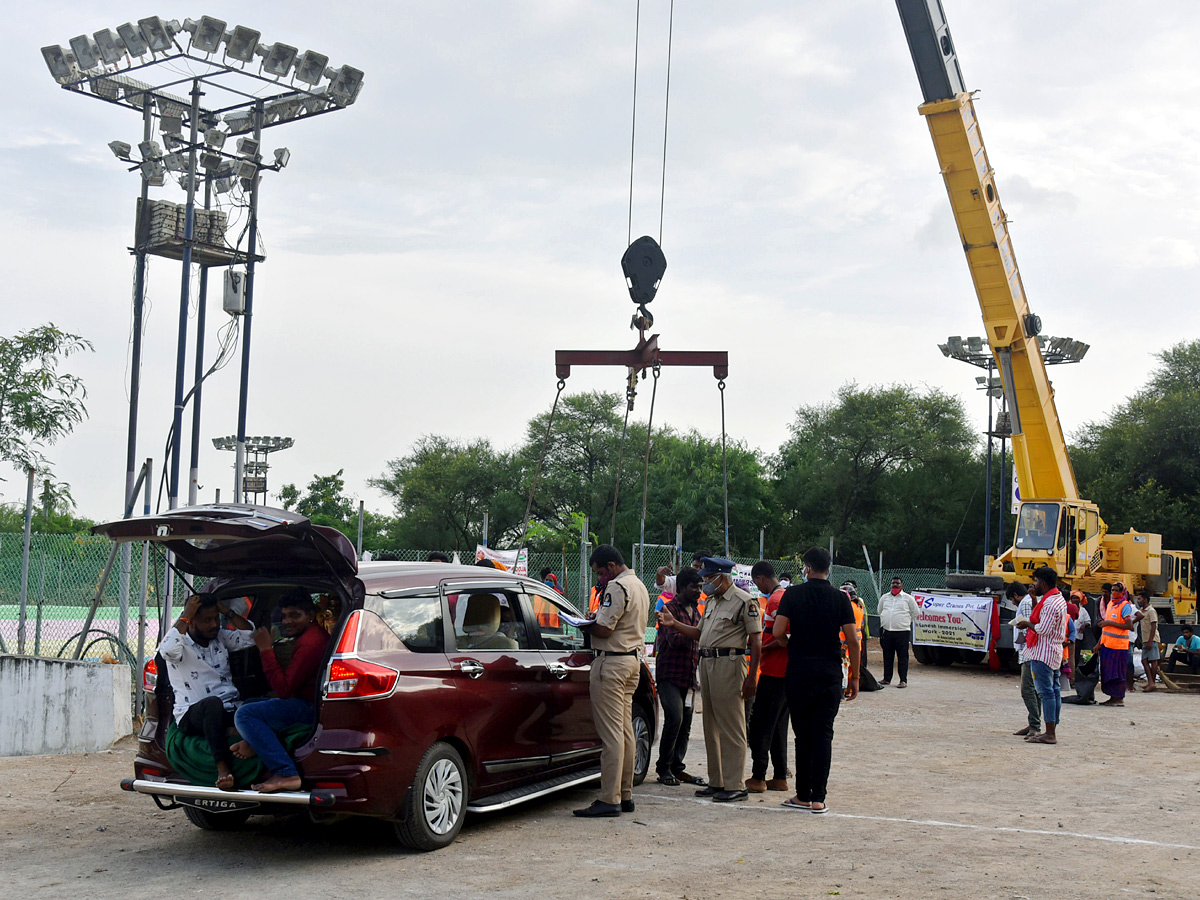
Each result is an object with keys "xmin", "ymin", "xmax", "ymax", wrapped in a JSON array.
[
  {"xmin": 719, "ymin": 379, "xmax": 729, "ymax": 558},
  {"xmin": 636, "ymin": 364, "xmax": 661, "ymax": 577},
  {"xmin": 658, "ymin": 0, "xmax": 675, "ymax": 244},
  {"xmin": 609, "ymin": 369, "xmax": 638, "ymax": 544},
  {"xmin": 518, "ymin": 378, "xmax": 567, "ymax": 551},
  {"xmin": 628, "ymin": 0, "xmax": 676, "ymax": 246}
]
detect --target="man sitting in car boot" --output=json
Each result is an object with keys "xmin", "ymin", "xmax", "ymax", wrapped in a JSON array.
[
  {"xmin": 232, "ymin": 589, "xmax": 330, "ymax": 793},
  {"xmin": 159, "ymin": 593, "xmax": 257, "ymax": 790}
]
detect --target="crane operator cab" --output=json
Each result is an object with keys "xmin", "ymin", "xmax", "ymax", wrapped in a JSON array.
[{"xmin": 1010, "ymin": 500, "xmax": 1101, "ymax": 578}]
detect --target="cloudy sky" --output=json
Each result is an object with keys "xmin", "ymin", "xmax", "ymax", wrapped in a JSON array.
[{"xmin": 5, "ymin": 0, "xmax": 1199, "ymax": 525}]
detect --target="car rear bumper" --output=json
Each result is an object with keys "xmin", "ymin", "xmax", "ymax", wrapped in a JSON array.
[{"xmin": 121, "ymin": 777, "xmax": 338, "ymax": 809}]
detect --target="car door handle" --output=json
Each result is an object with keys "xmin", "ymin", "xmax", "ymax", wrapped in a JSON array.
[
  {"xmin": 547, "ymin": 663, "xmax": 568, "ymax": 680},
  {"xmin": 455, "ymin": 660, "xmax": 485, "ymax": 679}
]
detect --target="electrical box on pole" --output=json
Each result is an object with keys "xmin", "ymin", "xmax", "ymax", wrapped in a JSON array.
[{"xmin": 223, "ymin": 269, "xmax": 245, "ymax": 315}]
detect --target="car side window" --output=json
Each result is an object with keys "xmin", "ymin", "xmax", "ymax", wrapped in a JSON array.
[
  {"xmin": 367, "ymin": 595, "xmax": 443, "ymax": 652},
  {"xmin": 450, "ymin": 590, "xmax": 531, "ymax": 651},
  {"xmin": 526, "ymin": 592, "xmax": 585, "ymax": 651}
]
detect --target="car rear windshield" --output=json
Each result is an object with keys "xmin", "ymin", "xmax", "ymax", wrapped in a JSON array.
[{"xmin": 366, "ymin": 594, "xmax": 443, "ymax": 652}]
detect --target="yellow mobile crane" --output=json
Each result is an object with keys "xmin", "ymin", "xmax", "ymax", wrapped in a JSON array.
[{"xmin": 894, "ymin": 0, "xmax": 1196, "ymax": 622}]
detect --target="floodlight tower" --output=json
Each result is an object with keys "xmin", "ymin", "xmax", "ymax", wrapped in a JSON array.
[
  {"xmin": 212, "ymin": 434, "xmax": 293, "ymax": 504},
  {"xmin": 940, "ymin": 333, "xmax": 1089, "ymax": 563},
  {"xmin": 39, "ymin": 15, "xmax": 365, "ymax": 516}
]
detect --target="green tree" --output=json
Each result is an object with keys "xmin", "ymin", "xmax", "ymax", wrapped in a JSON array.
[
  {"xmin": 371, "ymin": 437, "xmax": 525, "ymax": 550},
  {"xmin": 772, "ymin": 383, "xmax": 979, "ymax": 566},
  {"xmin": 0, "ymin": 324, "xmax": 92, "ymax": 475},
  {"xmin": 1072, "ymin": 340, "xmax": 1200, "ymax": 552},
  {"xmin": 277, "ymin": 469, "xmax": 397, "ymax": 547}
]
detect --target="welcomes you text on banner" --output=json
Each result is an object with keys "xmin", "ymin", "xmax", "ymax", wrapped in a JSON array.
[{"xmin": 912, "ymin": 592, "xmax": 994, "ymax": 651}]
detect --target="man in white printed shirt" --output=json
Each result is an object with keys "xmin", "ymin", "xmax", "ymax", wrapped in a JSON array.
[
  {"xmin": 1008, "ymin": 582, "xmax": 1041, "ymax": 738},
  {"xmin": 159, "ymin": 593, "xmax": 255, "ymax": 788},
  {"xmin": 1013, "ymin": 567, "xmax": 1068, "ymax": 745}
]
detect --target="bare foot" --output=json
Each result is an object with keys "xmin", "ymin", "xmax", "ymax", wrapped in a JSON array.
[
  {"xmin": 252, "ymin": 775, "xmax": 303, "ymax": 793},
  {"xmin": 1026, "ymin": 733, "xmax": 1057, "ymax": 744},
  {"xmin": 1101, "ymin": 698, "xmax": 1125, "ymax": 707},
  {"xmin": 216, "ymin": 772, "xmax": 236, "ymax": 791},
  {"xmin": 230, "ymin": 740, "xmax": 257, "ymax": 760}
]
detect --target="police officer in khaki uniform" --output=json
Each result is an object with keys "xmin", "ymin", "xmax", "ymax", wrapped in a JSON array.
[
  {"xmin": 659, "ymin": 556, "xmax": 761, "ymax": 802},
  {"xmin": 574, "ymin": 544, "xmax": 651, "ymax": 818}
]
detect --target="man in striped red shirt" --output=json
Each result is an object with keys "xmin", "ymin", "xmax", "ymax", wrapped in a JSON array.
[{"xmin": 1013, "ymin": 566, "xmax": 1068, "ymax": 745}]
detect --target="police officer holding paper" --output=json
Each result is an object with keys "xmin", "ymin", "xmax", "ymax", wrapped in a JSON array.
[
  {"xmin": 659, "ymin": 556, "xmax": 761, "ymax": 802},
  {"xmin": 574, "ymin": 544, "xmax": 651, "ymax": 818}
]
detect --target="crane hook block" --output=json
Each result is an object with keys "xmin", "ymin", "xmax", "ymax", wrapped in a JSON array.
[{"xmin": 621, "ymin": 235, "xmax": 667, "ymax": 306}]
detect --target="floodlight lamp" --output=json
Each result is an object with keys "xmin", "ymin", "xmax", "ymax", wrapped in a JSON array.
[
  {"xmin": 273, "ymin": 147, "xmax": 290, "ymax": 168},
  {"xmin": 93, "ymin": 29, "xmax": 126, "ymax": 65},
  {"xmin": 69, "ymin": 35, "xmax": 100, "ymax": 70},
  {"xmin": 327, "ymin": 65, "xmax": 364, "ymax": 106},
  {"xmin": 140, "ymin": 159, "xmax": 165, "ymax": 185},
  {"xmin": 199, "ymin": 151, "xmax": 221, "ymax": 169},
  {"xmin": 92, "ymin": 76, "xmax": 121, "ymax": 100},
  {"xmin": 138, "ymin": 17, "xmax": 174, "ymax": 53},
  {"xmin": 187, "ymin": 16, "xmax": 226, "ymax": 53},
  {"xmin": 116, "ymin": 23, "xmax": 149, "ymax": 57},
  {"xmin": 261, "ymin": 42, "xmax": 297, "ymax": 77},
  {"xmin": 237, "ymin": 137, "xmax": 260, "ymax": 157},
  {"xmin": 225, "ymin": 25, "xmax": 261, "ymax": 62},
  {"xmin": 947, "ymin": 335, "xmax": 964, "ymax": 353},
  {"xmin": 240, "ymin": 175, "xmax": 257, "ymax": 192},
  {"xmin": 222, "ymin": 113, "xmax": 252, "ymax": 135},
  {"xmin": 214, "ymin": 174, "xmax": 234, "ymax": 194},
  {"xmin": 265, "ymin": 98, "xmax": 301, "ymax": 123},
  {"xmin": 301, "ymin": 95, "xmax": 328, "ymax": 115},
  {"xmin": 40, "ymin": 45, "xmax": 74, "ymax": 81},
  {"xmin": 937, "ymin": 343, "xmax": 950, "ymax": 357},
  {"xmin": 138, "ymin": 140, "xmax": 163, "ymax": 160},
  {"xmin": 236, "ymin": 159, "xmax": 258, "ymax": 180},
  {"xmin": 204, "ymin": 127, "xmax": 227, "ymax": 149},
  {"xmin": 967, "ymin": 336, "xmax": 983, "ymax": 353},
  {"xmin": 163, "ymin": 152, "xmax": 186, "ymax": 172},
  {"xmin": 160, "ymin": 114, "xmax": 184, "ymax": 136},
  {"xmin": 294, "ymin": 50, "xmax": 329, "ymax": 85},
  {"xmin": 108, "ymin": 140, "xmax": 132, "ymax": 160}
]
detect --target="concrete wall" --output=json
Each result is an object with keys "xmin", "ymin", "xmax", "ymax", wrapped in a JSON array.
[{"xmin": 0, "ymin": 656, "xmax": 132, "ymax": 756}]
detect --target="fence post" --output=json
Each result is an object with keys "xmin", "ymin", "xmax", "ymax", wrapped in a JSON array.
[
  {"xmin": 759, "ymin": 528, "xmax": 764, "ymax": 561},
  {"xmin": 356, "ymin": 500, "xmax": 365, "ymax": 559},
  {"xmin": 34, "ymin": 540, "xmax": 47, "ymax": 656},
  {"xmin": 579, "ymin": 516, "xmax": 590, "ymax": 609},
  {"xmin": 675, "ymin": 523, "xmax": 683, "ymax": 573},
  {"xmin": 18, "ymin": 465, "xmax": 35, "ymax": 655},
  {"xmin": 945, "ymin": 542, "xmax": 950, "ymax": 576},
  {"xmin": 482, "ymin": 512, "xmax": 489, "ymax": 549}
]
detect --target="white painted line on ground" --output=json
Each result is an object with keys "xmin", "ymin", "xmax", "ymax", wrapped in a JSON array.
[{"xmin": 643, "ymin": 793, "xmax": 1200, "ymax": 851}]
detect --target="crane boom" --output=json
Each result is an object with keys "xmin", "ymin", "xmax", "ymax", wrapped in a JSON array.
[{"xmin": 895, "ymin": 0, "xmax": 1078, "ymax": 504}]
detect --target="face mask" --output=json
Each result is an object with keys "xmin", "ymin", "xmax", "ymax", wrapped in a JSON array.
[
  {"xmin": 891, "ymin": 587, "xmax": 901, "ymax": 595},
  {"xmin": 702, "ymin": 579, "xmax": 720, "ymax": 595}
]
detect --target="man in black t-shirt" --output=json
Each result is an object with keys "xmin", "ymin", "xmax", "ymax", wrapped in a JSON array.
[{"xmin": 772, "ymin": 546, "xmax": 859, "ymax": 814}]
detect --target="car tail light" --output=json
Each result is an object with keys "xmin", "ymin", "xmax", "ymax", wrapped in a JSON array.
[
  {"xmin": 325, "ymin": 657, "xmax": 398, "ymax": 700},
  {"xmin": 334, "ymin": 610, "xmax": 361, "ymax": 655},
  {"xmin": 142, "ymin": 658, "xmax": 157, "ymax": 692}
]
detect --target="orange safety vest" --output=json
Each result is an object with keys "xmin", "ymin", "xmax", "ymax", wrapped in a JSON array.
[
  {"xmin": 1100, "ymin": 597, "xmax": 1134, "ymax": 650},
  {"xmin": 588, "ymin": 586, "xmax": 600, "ymax": 615},
  {"xmin": 840, "ymin": 596, "xmax": 865, "ymax": 661}
]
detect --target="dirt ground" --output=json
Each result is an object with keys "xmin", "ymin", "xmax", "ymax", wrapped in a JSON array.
[{"xmin": 3, "ymin": 650, "xmax": 1197, "ymax": 900}]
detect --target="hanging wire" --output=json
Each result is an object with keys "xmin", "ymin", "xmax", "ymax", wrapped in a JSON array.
[
  {"xmin": 518, "ymin": 379, "xmax": 567, "ymax": 550},
  {"xmin": 658, "ymin": 0, "xmax": 675, "ymax": 244},
  {"xmin": 609, "ymin": 368, "xmax": 638, "ymax": 543},
  {"xmin": 637, "ymin": 364, "xmax": 661, "ymax": 579},
  {"xmin": 719, "ymin": 379, "xmax": 729, "ymax": 557},
  {"xmin": 627, "ymin": 0, "xmax": 642, "ymax": 247}
]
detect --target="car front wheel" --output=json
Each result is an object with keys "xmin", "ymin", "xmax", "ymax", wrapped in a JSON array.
[
  {"xmin": 632, "ymin": 703, "xmax": 651, "ymax": 786},
  {"xmin": 394, "ymin": 741, "xmax": 467, "ymax": 852}
]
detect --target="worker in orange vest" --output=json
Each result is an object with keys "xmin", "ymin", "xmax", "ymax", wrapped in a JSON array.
[{"xmin": 1096, "ymin": 581, "xmax": 1135, "ymax": 707}]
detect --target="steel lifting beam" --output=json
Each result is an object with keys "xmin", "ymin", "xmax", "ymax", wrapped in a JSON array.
[{"xmin": 555, "ymin": 334, "xmax": 728, "ymax": 381}]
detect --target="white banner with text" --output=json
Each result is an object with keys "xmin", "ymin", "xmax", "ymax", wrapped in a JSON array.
[{"xmin": 912, "ymin": 592, "xmax": 993, "ymax": 651}]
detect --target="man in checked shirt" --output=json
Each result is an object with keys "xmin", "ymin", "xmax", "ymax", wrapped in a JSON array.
[
  {"xmin": 652, "ymin": 568, "xmax": 706, "ymax": 787},
  {"xmin": 1013, "ymin": 567, "xmax": 1069, "ymax": 745}
]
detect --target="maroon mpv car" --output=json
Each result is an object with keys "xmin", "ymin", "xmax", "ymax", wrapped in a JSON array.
[{"xmin": 99, "ymin": 505, "xmax": 656, "ymax": 850}]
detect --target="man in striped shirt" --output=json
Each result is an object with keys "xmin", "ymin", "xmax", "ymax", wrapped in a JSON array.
[{"xmin": 1013, "ymin": 566, "xmax": 1068, "ymax": 745}]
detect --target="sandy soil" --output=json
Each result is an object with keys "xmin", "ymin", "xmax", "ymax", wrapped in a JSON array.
[{"xmin": 2, "ymin": 649, "xmax": 1197, "ymax": 900}]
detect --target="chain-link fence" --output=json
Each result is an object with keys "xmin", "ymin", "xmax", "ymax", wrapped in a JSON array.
[{"xmin": 1, "ymin": 531, "xmax": 975, "ymax": 664}]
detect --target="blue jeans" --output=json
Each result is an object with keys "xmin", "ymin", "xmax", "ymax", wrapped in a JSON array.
[
  {"xmin": 233, "ymin": 697, "xmax": 314, "ymax": 778},
  {"xmin": 1030, "ymin": 660, "xmax": 1062, "ymax": 726}
]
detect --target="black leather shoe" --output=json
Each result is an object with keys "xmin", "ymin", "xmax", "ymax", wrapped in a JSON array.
[
  {"xmin": 621, "ymin": 799, "xmax": 635, "ymax": 813},
  {"xmin": 713, "ymin": 789, "xmax": 748, "ymax": 803},
  {"xmin": 573, "ymin": 800, "xmax": 620, "ymax": 818},
  {"xmin": 695, "ymin": 785, "xmax": 723, "ymax": 797}
]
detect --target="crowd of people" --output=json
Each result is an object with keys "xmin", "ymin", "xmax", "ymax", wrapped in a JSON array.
[{"xmin": 572, "ymin": 543, "xmax": 918, "ymax": 817}]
